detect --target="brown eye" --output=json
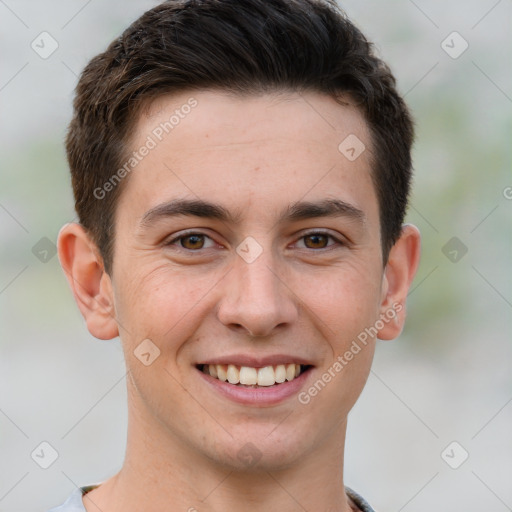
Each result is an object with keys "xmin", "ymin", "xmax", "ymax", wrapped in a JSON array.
[
  {"xmin": 303, "ymin": 233, "xmax": 330, "ymax": 249},
  {"xmin": 164, "ymin": 231, "xmax": 218, "ymax": 252},
  {"xmin": 180, "ymin": 234, "xmax": 205, "ymax": 250}
]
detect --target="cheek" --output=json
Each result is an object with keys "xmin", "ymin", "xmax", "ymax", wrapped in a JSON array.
[
  {"xmin": 115, "ymin": 266, "xmax": 215, "ymax": 411},
  {"xmin": 306, "ymin": 262, "xmax": 383, "ymax": 341},
  {"xmin": 113, "ymin": 263, "xmax": 222, "ymax": 347},
  {"xmin": 315, "ymin": 265, "xmax": 381, "ymax": 412}
]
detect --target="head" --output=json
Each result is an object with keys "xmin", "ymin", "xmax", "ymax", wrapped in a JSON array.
[{"xmin": 58, "ymin": 0, "xmax": 420, "ymax": 475}]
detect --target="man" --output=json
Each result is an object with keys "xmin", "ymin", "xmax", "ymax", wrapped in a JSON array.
[{"xmin": 50, "ymin": 0, "xmax": 420, "ymax": 510}]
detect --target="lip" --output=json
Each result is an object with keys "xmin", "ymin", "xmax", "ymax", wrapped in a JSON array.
[
  {"xmin": 196, "ymin": 354, "xmax": 314, "ymax": 367},
  {"xmin": 196, "ymin": 365, "xmax": 314, "ymax": 406}
]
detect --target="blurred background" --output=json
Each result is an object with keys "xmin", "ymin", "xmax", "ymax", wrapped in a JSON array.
[{"xmin": 0, "ymin": 1, "xmax": 510, "ymax": 511}]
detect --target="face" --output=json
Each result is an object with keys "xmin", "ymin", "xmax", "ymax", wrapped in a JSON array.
[{"xmin": 69, "ymin": 90, "xmax": 410, "ymax": 471}]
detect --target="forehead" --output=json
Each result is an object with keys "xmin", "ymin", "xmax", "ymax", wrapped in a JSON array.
[
  {"xmin": 117, "ymin": 89, "xmax": 378, "ymax": 229},
  {"xmin": 142, "ymin": 89, "xmax": 369, "ymax": 148}
]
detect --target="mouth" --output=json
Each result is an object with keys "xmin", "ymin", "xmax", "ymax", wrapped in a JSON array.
[{"xmin": 196, "ymin": 363, "xmax": 313, "ymax": 388}]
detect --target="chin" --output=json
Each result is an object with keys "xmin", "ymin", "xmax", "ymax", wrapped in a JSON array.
[{"xmin": 203, "ymin": 424, "xmax": 310, "ymax": 472}]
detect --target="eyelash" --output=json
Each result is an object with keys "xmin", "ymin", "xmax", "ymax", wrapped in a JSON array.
[{"xmin": 164, "ymin": 230, "xmax": 345, "ymax": 252}]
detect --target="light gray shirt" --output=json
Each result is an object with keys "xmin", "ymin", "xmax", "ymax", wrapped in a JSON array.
[{"xmin": 47, "ymin": 483, "xmax": 377, "ymax": 511}]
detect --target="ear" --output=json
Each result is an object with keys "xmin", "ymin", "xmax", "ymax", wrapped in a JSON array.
[
  {"xmin": 57, "ymin": 223, "xmax": 119, "ymax": 340},
  {"xmin": 377, "ymin": 224, "xmax": 421, "ymax": 340}
]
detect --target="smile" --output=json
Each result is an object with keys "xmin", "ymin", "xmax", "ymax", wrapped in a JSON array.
[{"xmin": 197, "ymin": 363, "xmax": 312, "ymax": 387}]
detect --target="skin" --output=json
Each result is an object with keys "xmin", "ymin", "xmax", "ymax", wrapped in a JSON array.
[{"xmin": 58, "ymin": 90, "xmax": 420, "ymax": 512}]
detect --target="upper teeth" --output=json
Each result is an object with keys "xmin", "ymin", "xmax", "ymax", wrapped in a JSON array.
[{"xmin": 203, "ymin": 364, "xmax": 303, "ymax": 386}]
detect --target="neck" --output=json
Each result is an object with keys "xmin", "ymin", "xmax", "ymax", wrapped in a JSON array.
[{"xmin": 82, "ymin": 385, "xmax": 356, "ymax": 512}]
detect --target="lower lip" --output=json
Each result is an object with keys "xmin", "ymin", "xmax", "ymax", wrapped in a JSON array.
[{"xmin": 197, "ymin": 367, "xmax": 313, "ymax": 406}]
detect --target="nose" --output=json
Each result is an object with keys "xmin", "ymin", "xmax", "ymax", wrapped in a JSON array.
[{"xmin": 216, "ymin": 247, "xmax": 298, "ymax": 338}]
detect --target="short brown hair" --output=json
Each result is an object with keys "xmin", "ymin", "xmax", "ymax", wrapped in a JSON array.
[{"xmin": 66, "ymin": 0, "xmax": 414, "ymax": 274}]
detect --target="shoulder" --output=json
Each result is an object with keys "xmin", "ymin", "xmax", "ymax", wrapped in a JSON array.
[
  {"xmin": 346, "ymin": 486, "xmax": 379, "ymax": 512},
  {"xmin": 46, "ymin": 484, "xmax": 101, "ymax": 512}
]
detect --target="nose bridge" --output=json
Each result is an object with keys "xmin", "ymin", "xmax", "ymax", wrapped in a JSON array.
[
  {"xmin": 239, "ymin": 248, "xmax": 280, "ymax": 301},
  {"xmin": 217, "ymin": 240, "xmax": 297, "ymax": 337}
]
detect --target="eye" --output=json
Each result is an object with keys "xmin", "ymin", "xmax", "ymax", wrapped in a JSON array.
[
  {"xmin": 165, "ymin": 232, "xmax": 217, "ymax": 251},
  {"xmin": 164, "ymin": 230, "xmax": 345, "ymax": 253},
  {"xmin": 295, "ymin": 231, "xmax": 344, "ymax": 250}
]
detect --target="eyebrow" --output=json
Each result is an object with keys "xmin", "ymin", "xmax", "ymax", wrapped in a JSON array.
[{"xmin": 139, "ymin": 197, "xmax": 366, "ymax": 229}]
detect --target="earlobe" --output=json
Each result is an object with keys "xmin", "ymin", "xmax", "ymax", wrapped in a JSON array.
[
  {"xmin": 57, "ymin": 223, "xmax": 119, "ymax": 340},
  {"xmin": 377, "ymin": 224, "xmax": 421, "ymax": 341}
]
